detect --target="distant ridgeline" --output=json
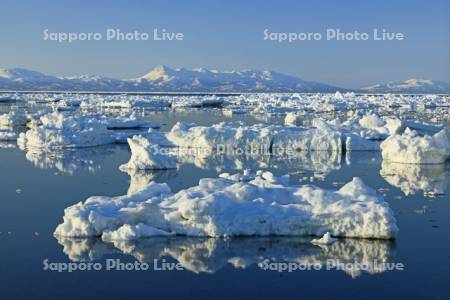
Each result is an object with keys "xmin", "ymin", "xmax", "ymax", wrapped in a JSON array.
[{"xmin": 0, "ymin": 66, "xmax": 449, "ymax": 93}]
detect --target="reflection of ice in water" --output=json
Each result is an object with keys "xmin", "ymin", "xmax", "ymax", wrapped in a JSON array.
[
  {"xmin": 55, "ymin": 236, "xmax": 395, "ymax": 278},
  {"xmin": 0, "ymin": 141, "xmax": 17, "ymax": 149},
  {"xmin": 20, "ymin": 145, "xmax": 119, "ymax": 175},
  {"xmin": 121, "ymin": 168, "xmax": 178, "ymax": 195},
  {"xmin": 175, "ymin": 149, "xmax": 341, "ymax": 177},
  {"xmin": 380, "ymin": 161, "xmax": 448, "ymax": 197}
]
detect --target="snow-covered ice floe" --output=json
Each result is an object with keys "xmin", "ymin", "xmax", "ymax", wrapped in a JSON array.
[
  {"xmin": 284, "ymin": 112, "xmax": 303, "ymax": 126},
  {"xmin": 55, "ymin": 236, "xmax": 396, "ymax": 277},
  {"xmin": 79, "ymin": 95, "xmax": 171, "ymax": 109},
  {"xmin": 322, "ymin": 113, "xmax": 402, "ymax": 151},
  {"xmin": 336, "ymin": 113, "xmax": 403, "ymax": 140},
  {"xmin": 319, "ymin": 111, "xmax": 447, "ymax": 152},
  {"xmin": 311, "ymin": 232, "xmax": 337, "ymax": 245},
  {"xmin": 171, "ymin": 96, "xmax": 225, "ymax": 108},
  {"xmin": 16, "ymin": 112, "xmax": 158, "ymax": 149},
  {"xmin": 0, "ymin": 111, "xmax": 26, "ymax": 141},
  {"xmin": 54, "ymin": 170, "xmax": 398, "ymax": 240},
  {"xmin": 0, "ymin": 111, "xmax": 27, "ymax": 127},
  {"xmin": 152, "ymin": 120, "xmax": 343, "ymax": 152},
  {"xmin": 119, "ymin": 135, "xmax": 177, "ymax": 170},
  {"xmin": 17, "ymin": 112, "xmax": 116, "ymax": 149},
  {"xmin": 145, "ymin": 114, "xmax": 443, "ymax": 155},
  {"xmin": 380, "ymin": 128, "xmax": 450, "ymax": 164}
]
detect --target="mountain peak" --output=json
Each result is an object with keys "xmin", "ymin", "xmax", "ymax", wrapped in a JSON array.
[{"xmin": 140, "ymin": 65, "xmax": 175, "ymax": 81}]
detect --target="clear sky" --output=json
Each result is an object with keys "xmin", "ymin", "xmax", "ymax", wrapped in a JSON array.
[{"xmin": 0, "ymin": 0, "xmax": 449, "ymax": 88}]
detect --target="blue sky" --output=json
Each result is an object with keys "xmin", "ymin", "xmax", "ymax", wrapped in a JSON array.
[{"xmin": 0, "ymin": 0, "xmax": 449, "ymax": 88}]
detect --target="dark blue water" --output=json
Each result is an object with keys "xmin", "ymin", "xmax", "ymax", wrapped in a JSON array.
[{"xmin": 0, "ymin": 108, "xmax": 449, "ymax": 299}]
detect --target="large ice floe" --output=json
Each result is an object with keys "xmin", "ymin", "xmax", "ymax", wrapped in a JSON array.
[
  {"xmin": 16, "ymin": 112, "xmax": 158, "ymax": 149},
  {"xmin": 141, "ymin": 115, "xmax": 400, "ymax": 154},
  {"xmin": 152, "ymin": 120, "xmax": 343, "ymax": 152},
  {"xmin": 17, "ymin": 112, "xmax": 115, "ymax": 149},
  {"xmin": 380, "ymin": 128, "xmax": 450, "ymax": 164},
  {"xmin": 54, "ymin": 170, "xmax": 398, "ymax": 240},
  {"xmin": 55, "ymin": 236, "xmax": 396, "ymax": 277}
]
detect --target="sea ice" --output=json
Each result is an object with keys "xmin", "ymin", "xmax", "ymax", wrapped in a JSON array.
[
  {"xmin": 54, "ymin": 170, "xmax": 398, "ymax": 240},
  {"xmin": 284, "ymin": 112, "xmax": 302, "ymax": 126},
  {"xmin": 380, "ymin": 128, "xmax": 450, "ymax": 164},
  {"xmin": 119, "ymin": 135, "xmax": 177, "ymax": 170},
  {"xmin": 17, "ymin": 112, "xmax": 115, "ymax": 149},
  {"xmin": 0, "ymin": 111, "xmax": 27, "ymax": 127},
  {"xmin": 164, "ymin": 121, "xmax": 343, "ymax": 152},
  {"xmin": 171, "ymin": 96, "xmax": 225, "ymax": 108},
  {"xmin": 311, "ymin": 232, "xmax": 337, "ymax": 245}
]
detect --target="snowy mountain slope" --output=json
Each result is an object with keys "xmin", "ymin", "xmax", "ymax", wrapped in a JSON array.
[
  {"xmin": 1, "ymin": 67, "xmax": 448, "ymax": 93},
  {"xmin": 362, "ymin": 79, "xmax": 450, "ymax": 94},
  {"xmin": 0, "ymin": 66, "xmax": 344, "ymax": 92},
  {"xmin": 132, "ymin": 66, "xmax": 344, "ymax": 92},
  {"xmin": 0, "ymin": 68, "xmax": 127, "ymax": 91}
]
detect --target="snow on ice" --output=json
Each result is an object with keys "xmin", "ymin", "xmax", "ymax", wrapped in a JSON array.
[
  {"xmin": 380, "ymin": 128, "xmax": 450, "ymax": 164},
  {"xmin": 119, "ymin": 135, "xmax": 177, "ymax": 170},
  {"xmin": 54, "ymin": 170, "xmax": 398, "ymax": 240}
]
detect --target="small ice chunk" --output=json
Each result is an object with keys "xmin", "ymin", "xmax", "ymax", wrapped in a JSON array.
[
  {"xmin": 284, "ymin": 112, "xmax": 301, "ymax": 126},
  {"xmin": 311, "ymin": 232, "xmax": 337, "ymax": 245}
]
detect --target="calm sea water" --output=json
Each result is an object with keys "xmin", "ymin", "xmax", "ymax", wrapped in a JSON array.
[{"xmin": 0, "ymin": 105, "xmax": 449, "ymax": 299}]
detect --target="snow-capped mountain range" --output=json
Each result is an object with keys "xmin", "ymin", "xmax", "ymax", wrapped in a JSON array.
[
  {"xmin": 0, "ymin": 66, "xmax": 449, "ymax": 93},
  {"xmin": 0, "ymin": 66, "xmax": 342, "ymax": 92},
  {"xmin": 361, "ymin": 79, "xmax": 450, "ymax": 94}
]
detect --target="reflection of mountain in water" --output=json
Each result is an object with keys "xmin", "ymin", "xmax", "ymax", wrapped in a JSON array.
[
  {"xmin": 380, "ymin": 161, "xmax": 448, "ymax": 197},
  {"xmin": 20, "ymin": 145, "xmax": 121, "ymax": 175},
  {"xmin": 55, "ymin": 236, "xmax": 396, "ymax": 278}
]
